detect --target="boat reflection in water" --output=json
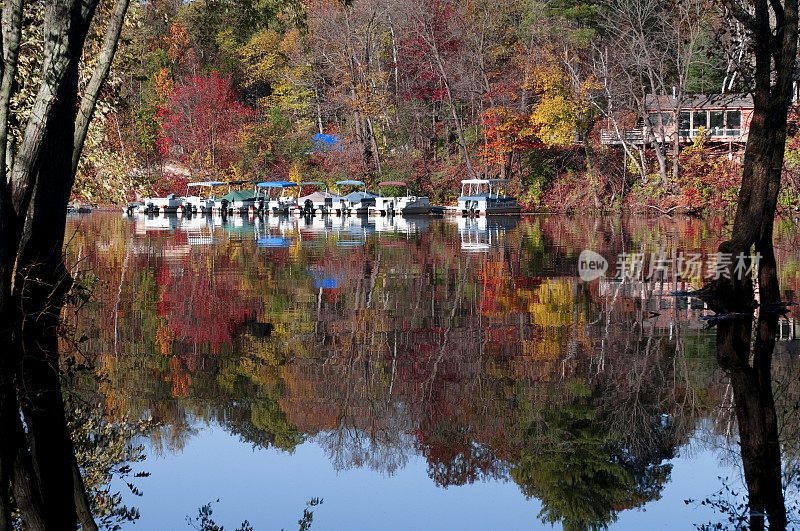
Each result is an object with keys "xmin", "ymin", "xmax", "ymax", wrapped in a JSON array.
[
  {"xmin": 6, "ymin": 214, "xmax": 797, "ymax": 529},
  {"xmin": 457, "ymin": 215, "xmax": 520, "ymax": 252},
  {"xmin": 129, "ymin": 213, "xmax": 439, "ymax": 251}
]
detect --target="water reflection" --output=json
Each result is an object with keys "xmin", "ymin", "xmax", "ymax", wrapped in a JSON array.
[
  {"xmin": 709, "ymin": 238, "xmax": 789, "ymax": 529},
  {"xmin": 9, "ymin": 213, "xmax": 799, "ymax": 528}
]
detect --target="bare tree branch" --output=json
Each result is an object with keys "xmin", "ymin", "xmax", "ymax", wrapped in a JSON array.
[
  {"xmin": 0, "ymin": 0, "xmax": 23, "ymax": 187},
  {"xmin": 72, "ymin": 0, "xmax": 131, "ymax": 176}
]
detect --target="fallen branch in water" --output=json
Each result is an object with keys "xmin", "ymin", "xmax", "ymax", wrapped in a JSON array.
[{"xmin": 630, "ymin": 203, "xmax": 703, "ymax": 216}]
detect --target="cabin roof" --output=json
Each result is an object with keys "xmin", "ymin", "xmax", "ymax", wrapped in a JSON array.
[{"xmin": 645, "ymin": 93, "xmax": 753, "ymax": 111}]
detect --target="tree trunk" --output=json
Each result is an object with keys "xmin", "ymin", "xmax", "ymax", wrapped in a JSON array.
[
  {"xmin": 440, "ymin": 72, "xmax": 476, "ymax": 178},
  {"xmin": 715, "ymin": 261, "xmax": 786, "ymax": 529},
  {"xmin": 719, "ymin": 0, "xmax": 798, "ymax": 291},
  {"xmin": 0, "ymin": 0, "xmax": 23, "ymax": 186},
  {"xmin": 0, "ymin": 0, "xmax": 129, "ymax": 527},
  {"xmin": 366, "ymin": 116, "xmax": 383, "ymax": 177},
  {"xmin": 72, "ymin": 0, "xmax": 131, "ymax": 176},
  {"xmin": 711, "ymin": 1, "xmax": 798, "ymax": 526}
]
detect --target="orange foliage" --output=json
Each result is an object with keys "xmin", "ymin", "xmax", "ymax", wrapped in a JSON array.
[{"xmin": 478, "ymin": 108, "xmax": 543, "ymax": 166}]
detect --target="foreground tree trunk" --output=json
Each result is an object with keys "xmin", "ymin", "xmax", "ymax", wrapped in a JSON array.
[
  {"xmin": 0, "ymin": 0, "xmax": 130, "ymax": 528},
  {"xmin": 710, "ymin": 1, "xmax": 798, "ymax": 527},
  {"xmin": 720, "ymin": 0, "xmax": 798, "ymax": 274}
]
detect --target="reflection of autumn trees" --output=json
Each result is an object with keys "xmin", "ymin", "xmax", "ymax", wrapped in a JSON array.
[{"xmin": 63, "ymin": 214, "xmax": 800, "ymax": 529}]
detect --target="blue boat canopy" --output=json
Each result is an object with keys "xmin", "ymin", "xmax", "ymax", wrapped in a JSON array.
[
  {"xmin": 300, "ymin": 181, "xmax": 328, "ymax": 187},
  {"xmin": 257, "ymin": 237, "xmax": 292, "ymax": 248},
  {"xmin": 257, "ymin": 181, "xmax": 298, "ymax": 188},
  {"xmin": 342, "ymin": 190, "xmax": 377, "ymax": 202},
  {"xmin": 336, "ymin": 180, "xmax": 366, "ymax": 187}
]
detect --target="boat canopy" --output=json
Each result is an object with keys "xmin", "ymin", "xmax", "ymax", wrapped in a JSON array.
[
  {"xmin": 459, "ymin": 178, "xmax": 510, "ymax": 199},
  {"xmin": 257, "ymin": 181, "xmax": 298, "ymax": 188},
  {"xmin": 228, "ymin": 180, "xmax": 254, "ymax": 186},
  {"xmin": 257, "ymin": 237, "xmax": 292, "ymax": 248},
  {"xmin": 342, "ymin": 190, "xmax": 377, "ymax": 202},
  {"xmin": 378, "ymin": 181, "xmax": 407, "ymax": 187},
  {"xmin": 221, "ymin": 190, "xmax": 256, "ymax": 202},
  {"xmin": 461, "ymin": 178, "xmax": 509, "ymax": 185},
  {"xmin": 336, "ymin": 180, "xmax": 366, "ymax": 187},
  {"xmin": 188, "ymin": 181, "xmax": 227, "ymax": 187},
  {"xmin": 300, "ymin": 181, "xmax": 328, "ymax": 188},
  {"xmin": 299, "ymin": 191, "xmax": 336, "ymax": 202}
]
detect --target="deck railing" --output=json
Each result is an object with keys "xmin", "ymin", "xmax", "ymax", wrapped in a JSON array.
[{"xmin": 600, "ymin": 128, "xmax": 644, "ymax": 145}]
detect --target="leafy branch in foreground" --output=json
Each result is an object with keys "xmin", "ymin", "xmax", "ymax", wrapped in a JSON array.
[
  {"xmin": 686, "ymin": 474, "xmax": 800, "ymax": 530},
  {"xmin": 186, "ymin": 497, "xmax": 324, "ymax": 531}
]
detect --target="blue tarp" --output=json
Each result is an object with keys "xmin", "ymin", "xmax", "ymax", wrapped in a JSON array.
[
  {"xmin": 312, "ymin": 133, "xmax": 343, "ymax": 152},
  {"xmin": 308, "ymin": 268, "xmax": 342, "ymax": 289},
  {"xmin": 314, "ymin": 277, "xmax": 339, "ymax": 289}
]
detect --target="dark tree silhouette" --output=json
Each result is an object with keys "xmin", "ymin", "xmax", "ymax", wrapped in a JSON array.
[
  {"xmin": 710, "ymin": 1, "xmax": 798, "ymax": 526},
  {"xmin": 719, "ymin": 0, "xmax": 798, "ymax": 299},
  {"xmin": 0, "ymin": 0, "xmax": 130, "ymax": 528}
]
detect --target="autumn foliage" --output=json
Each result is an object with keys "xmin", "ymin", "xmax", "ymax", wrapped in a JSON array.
[
  {"xmin": 70, "ymin": 0, "xmax": 800, "ymax": 212},
  {"xmin": 158, "ymin": 73, "xmax": 253, "ymax": 176}
]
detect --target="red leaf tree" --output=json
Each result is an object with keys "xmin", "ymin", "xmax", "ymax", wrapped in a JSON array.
[{"xmin": 158, "ymin": 73, "xmax": 253, "ymax": 175}]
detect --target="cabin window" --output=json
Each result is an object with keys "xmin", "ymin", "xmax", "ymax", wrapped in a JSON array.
[
  {"xmin": 709, "ymin": 111, "xmax": 724, "ymax": 136},
  {"xmin": 692, "ymin": 111, "xmax": 708, "ymax": 136},
  {"xmin": 678, "ymin": 111, "xmax": 691, "ymax": 136},
  {"xmin": 726, "ymin": 110, "xmax": 741, "ymax": 136},
  {"xmin": 647, "ymin": 112, "xmax": 672, "ymax": 128}
]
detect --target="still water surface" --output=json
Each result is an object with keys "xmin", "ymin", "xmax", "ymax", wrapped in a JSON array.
[{"xmin": 63, "ymin": 213, "xmax": 800, "ymax": 530}]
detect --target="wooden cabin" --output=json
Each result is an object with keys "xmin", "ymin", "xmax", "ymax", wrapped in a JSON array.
[{"xmin": 601, "ymin": 94, "xmax": 754, "ymax": 147}]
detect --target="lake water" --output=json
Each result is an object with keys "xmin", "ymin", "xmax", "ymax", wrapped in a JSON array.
[{"xmin": 63, "ymin": 213, "xmax": 800, "ymax": 530}]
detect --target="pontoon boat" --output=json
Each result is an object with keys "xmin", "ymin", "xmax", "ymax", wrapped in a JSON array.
[
  {"xmin": 373, "ymin": 181, "xmax": 431, "ymax": 215},
  {"xmin": 221, "ymin": 181, "xmax": 260, "ymax": 215},
  {"xmin": 295, "ymin": 182, "xmax": 340, "ymax": 215},
  {"xmin": 333, "ymin": 180, "xmax": 377, "ymax": 216},
  {"xmin": 130, "ymin": 194, "xmax": 188, "ymax": 215},
  {"xmin": 257, "ymin": 181, "xmax": 298, "ymax": 215},
  {"xmin": 185, "ymin": 181, "xmax": 227, "ymax": 214},
  {"xmin": 456, "ymin": 179, "xmax": 521, "ymax": 215}
]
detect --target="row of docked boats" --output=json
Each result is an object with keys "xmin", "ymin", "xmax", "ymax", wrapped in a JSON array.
[{"xmin": 125, "ymin": 178, "xmax": 521, "ymax": 217}]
